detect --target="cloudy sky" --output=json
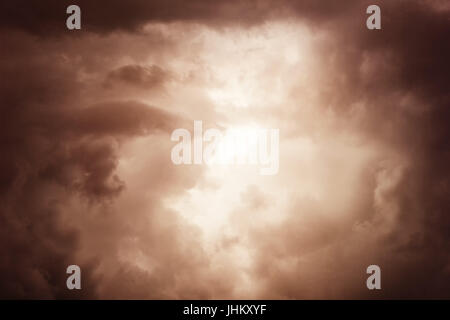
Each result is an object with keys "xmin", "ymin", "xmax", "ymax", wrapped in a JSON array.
[{"xmin": 0, "ymin": 0, "xmax": 449, "ymax": 299}]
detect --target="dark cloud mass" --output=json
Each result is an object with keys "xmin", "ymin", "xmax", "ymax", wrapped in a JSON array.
[{"xmin": 0, "ymin": 0, "xmax": 449, "ymax": 299}]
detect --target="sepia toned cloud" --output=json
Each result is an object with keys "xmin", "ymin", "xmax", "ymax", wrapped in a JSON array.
[{"xmin": 0, "ymin": 0, "xmax": 448, "ymax": 299}]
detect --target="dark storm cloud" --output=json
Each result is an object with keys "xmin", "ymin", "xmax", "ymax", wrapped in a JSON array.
[
  {"xmin": 0, "ymin": 27, "xmax": 185, "ymax": 297},
  {"xmin": 0, "ymin": 0, "xmax": 282, "ymax": 35},
  {"xmin": 355, "ymin": 4, "xmax": 450, "ymax": 287},
  {"xmin": 73, "ymin": 101, "xmax": 178, "ymax": 137},
  {"xmin": 0, "ymin": 0, "xmax": 392, "ymax": 35},
  {"xmin": 105, "ymin": 65, "xmax": 170, "ymax": 90}
]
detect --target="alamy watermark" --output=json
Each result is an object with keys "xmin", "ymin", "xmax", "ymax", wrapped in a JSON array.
[{"xmin": 170, "ymin": 121, "xmax": 279, "ymax": 175}]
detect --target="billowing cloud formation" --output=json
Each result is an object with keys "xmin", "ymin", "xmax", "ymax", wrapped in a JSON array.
[{"xmin": 0, "ymin": 0, "xmax": 449, "ymax": 299}]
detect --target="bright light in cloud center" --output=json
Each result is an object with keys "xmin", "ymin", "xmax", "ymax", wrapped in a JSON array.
[{"xmin": 207, "ymin": 125, "xmax": 263, "ymax": 165}]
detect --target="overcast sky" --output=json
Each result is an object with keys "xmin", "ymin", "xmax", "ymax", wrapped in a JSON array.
[{"xmin": 0, "ymin": 0, "xmax": 449, "ymax": 298}]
